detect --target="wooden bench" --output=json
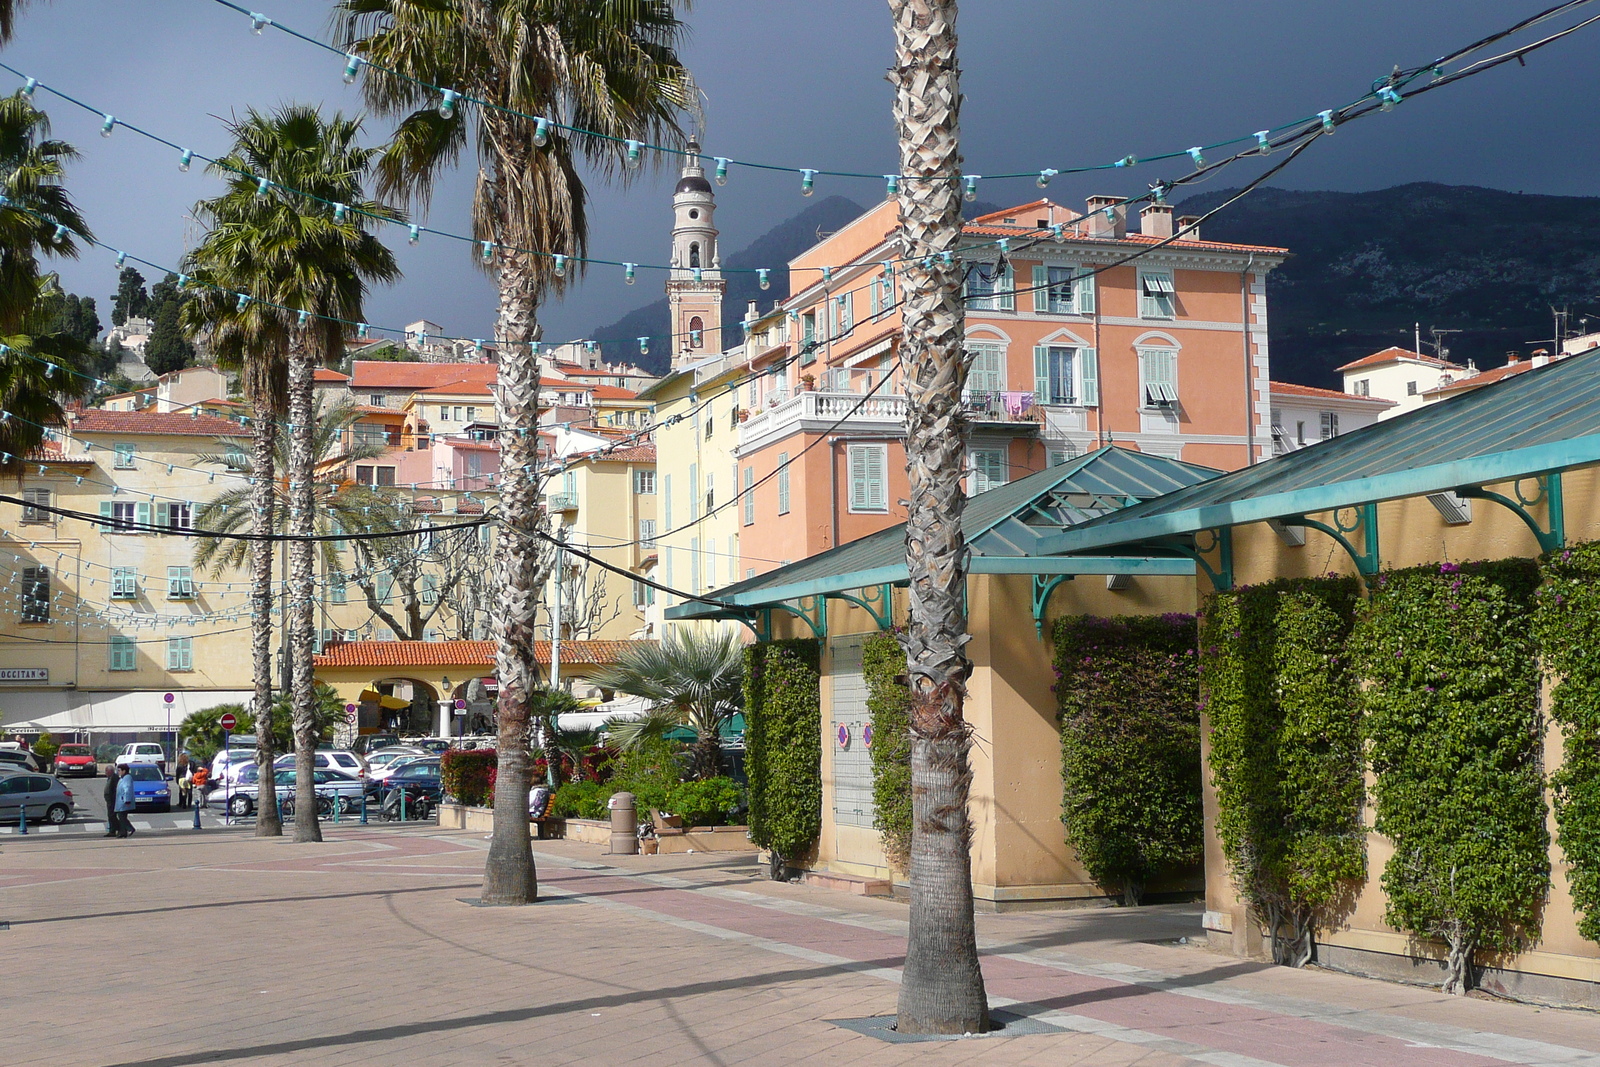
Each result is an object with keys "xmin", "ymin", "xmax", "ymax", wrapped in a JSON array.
[{"xmin": 651, "ymin": 809, "xmax": 687, "ymax": 836}]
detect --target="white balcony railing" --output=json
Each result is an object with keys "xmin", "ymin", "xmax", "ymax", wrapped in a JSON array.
[{"xmin": 739, "ymin": 390, "xmax": 909, "ymax": 449}]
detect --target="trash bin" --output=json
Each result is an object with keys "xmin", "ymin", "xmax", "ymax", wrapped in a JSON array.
[{"xmin": 608, "ymin": 791, "xmax": 638, "ymax": 855}]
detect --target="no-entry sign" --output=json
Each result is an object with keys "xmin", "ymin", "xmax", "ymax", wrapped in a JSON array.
[{"xmin": 218, "ymin": 712, "xmax": 238, "ymax": 732}]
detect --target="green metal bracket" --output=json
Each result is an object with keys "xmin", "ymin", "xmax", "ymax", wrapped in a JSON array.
[
  {"xmin": 827, "ymin": 584, "xmax": 895, "ymax": 631},
  {"xmin": 1032, "ymin": 574, "xmax": 1075, "ymax": 635},
  {"xmin": 766, "ymin": 594, "xmax": 827, "ymax": 641},
  {"xmin": 1152, "ymin": 528, "xmax": 1234, "ymax": 591},
  {"xmin": 1456, "ymin": 473, "xmax": 1566, "ymax": 552},
  {"xmin": 1283, "ymin": 503, "xmax": 1380, "ymax": 577}
]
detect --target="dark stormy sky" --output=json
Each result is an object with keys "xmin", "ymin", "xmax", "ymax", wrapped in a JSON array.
[{"xmin": 9, "ymin": 0, "xmax": 1599, "ymax": 347}]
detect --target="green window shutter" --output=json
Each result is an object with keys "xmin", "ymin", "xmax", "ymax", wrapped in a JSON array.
[
  {"xmin": 1080, "ymin": 348, "xmax": 1099, "ymax": 407},
  {"xmin": 1033, "ymin": 345, "xmax": 1051, "ymax": 400},
  {"xmin": 849, "ymin": 446, "xmax": 868, "ymax": 510},
  {"xmin": 998, "ymin": 264, "xmax": 1015, "ymax": 311},
  {"xmin": 135, "ymin": 502, "xmax": 151, "ymax": 527},
  {"xmin": 1032, "ymin": 265, "xmax": 1048, "ymax": 313},
  {"xmin": 1077, "ymin": 271, "xmax": 1096, "ymax": 314},
  {"xmin": 154, "ymin": 503, "xmax": 168, "ymax": 532},
  {"xmin": 99, "ymin": 501, "xmax": 113, "ymax": 521}
]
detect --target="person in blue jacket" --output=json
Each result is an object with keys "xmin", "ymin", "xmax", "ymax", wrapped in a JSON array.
[{"xmin": 113, "ymin": 766, "xmax": 136, "ymax": 838}]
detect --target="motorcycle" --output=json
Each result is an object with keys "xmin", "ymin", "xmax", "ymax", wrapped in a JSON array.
[{"xmin": 378, "ymin": 786, "xmax": 434, "ymax": 822}]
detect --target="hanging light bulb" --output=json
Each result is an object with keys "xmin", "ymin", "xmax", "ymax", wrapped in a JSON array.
[
  {"xmin": 584, "ymin": 340, "xmax": 597, "ymax": 354},
  {"xmin": 236, "ymin": 293, "xmax": 250, "ymax": 312},
  {"xmin": 624, "ymin": 140, "xmax": 642, "ymax": 168},
  {"xmin": 1187, "ymin": 146, "xmax": 1205, "ymax": 169},
  {"xmin": 1378, "ymin": 86, "xmax": 1403, "ymax": 111},
  {"xmin": 963, "ymin": 175, "xmax": 978, "ymax": 201},
  {"xmin": 758, "ymin": 269, "xmax": 771, "ymax": 291},
  {"xmin": 1319, "ymin": 110, "xmax": 1336, "ymax": 135},
  {"xmin": 1037, "ymin": 168, "xmax": 1058, "ymax": 188},
  {"xmin": 997, "ymin": 238, "xmax": 1010, "ymax": 254},
  {"xmin": 176, "ymin": 274, "xmax": 189, "ymax": 290},
  {"xmin": 296, "ymin": 310, "xmax": 309, "ymax": 326},
  {"xmin": 438, "ymin": 89, "xmax": 458, "ymax": 119},
  {"xmin": 357, "ymin": 323, "xmax": 369, "ymax": 339},
  {"xmin": 530, "ymin": 341, "xmax": 541, "ymax": 355},
  {"xmin": 884, "ymin": 174, "xmax": 899, "ymax": 196},
  {"xmin": 408, "ymin": 224, "xmax": 420, "ymax": 245},
  {"xmin": 624, "ymin": 263, "xmax": 636, "ymax": 285},
  {"xmin": 100, "ymin": 114, "xmax": 115, "ymax": 137},
  {"xmin": 637, "ymin": 337, "xmax": 649, "ymax": 356},
  {"xmin": 714, "ymin": 158, "xmax": 729, "ymax": 186},
  {"xmin": 553, "ymin": 254, "xmax": 566, "ymax": 278},
  {"xmin": 1152, "ymin": 184, "xmax": 1167, "ymax": 205},
  {"xmin": 1255, "ymin": 130, "xmax": 1272, "ymax": 155},
  {"xmin": 332, "ymin": 202, "xmax": 348, "ymax": 221},
  {"xmin": 115, "ymin": 251, "xmax": 126, "ymax": 267},
  {"xmin": 1116, "ymin": 154, "xmax": 1138, "ymax": 168},
  {"xmin": 343, "ymin": 53, "xmax": 362, "ymax": 84},
  {"xmin": 52, "ymin": 223, "xmax": 67, "ymax": 241},
  {"xmin": 800, "ymin": 169, "xmax": 816, "ymax": 197},
  {"xmin": 480, "ymin": 240, "xmax": 494, "ymax": 263},
  {"xmin": 178, "ymin": 149, "xmax": 193, "ymax": 172},
  {"xmin": 249, "ymin": 12, "xmax": 269, "ymax": 33},
  {"xmin": 533, "ymin": 118, "xmax": 550, "ymax": 147},
  {"xmin": 822, "ymin": 266, "xmax": 833, "ymax": 284},
  {"xmin": 21, "ymin": 78, "xmax": 35, "ymax": 97},
  {"xmin": 256, "ymin": 176, "xmax": 271, "ymax": 197}
]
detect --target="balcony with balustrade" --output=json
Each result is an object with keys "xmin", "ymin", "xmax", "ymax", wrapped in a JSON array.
[{"xmin": 737, "ymin": 387, "xmax": 1045, "ymax": 455}]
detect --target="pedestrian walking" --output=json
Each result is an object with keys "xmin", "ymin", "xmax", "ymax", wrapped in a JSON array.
[
  {"xmin": 174, "ymin": 752, "xmax": 191, "ymax": 808},
  {"xmin": 113, "ymin": 765, "xmax": 136, "ymax": 838},
  {"xmin": 192, "ymin": 765, "xmax": 211, "ymax": 809},
  {"xmin": 102, "ymin": 764, "xmax": 121, "ymax": 837}
]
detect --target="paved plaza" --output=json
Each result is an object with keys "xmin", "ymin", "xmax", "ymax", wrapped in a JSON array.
[{"xmin": 4, "ymin": 824, "xmax": 1599, "ymax": 1067}]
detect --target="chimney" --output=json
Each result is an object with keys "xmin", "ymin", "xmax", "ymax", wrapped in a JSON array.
[
  {"xmin": 1140, "ymin": 203, "xmax": 1174, "ymax": 239},
  {"xmin": 1175, "ymin": 215, "xmax": 1202, "ymax": 241},
  {"xmin": 1085, "ymin": 196, "xmax": 1126, "ymax": 239},
  {"xmin": 1507, "ymin": 350, "xmax": 1523, "ymax": 366},
  {"xmin": 1530, "ymin": 348, "xmax": 1549, "ymax": 368}
]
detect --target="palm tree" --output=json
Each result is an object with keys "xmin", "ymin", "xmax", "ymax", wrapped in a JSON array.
[
  {"xmin": 0, "ymin": 93, "xmax": 92, "ymax": 467},
  {"xmin": 887, "ymin": 0, "xmax": 989, "ymax": 1037},
  {"xmin": 339, "ymin": 0, "xmax": 695, "ymax": 904},
  {"xmin": 184, "ymin": 105, "xmax": 401, "ymax": 842},
  {"xmin": 592, "ymin": 628, "xmax": 742, "ymax": 781},
  {"xmin": 0, "ymin": 1, "xmax": 40, "ymax": 44}
]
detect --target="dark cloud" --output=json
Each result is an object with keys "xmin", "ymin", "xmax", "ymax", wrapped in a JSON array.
[{"xmin": 9, "ymin": 0, "xmax": 1597, "ymax": 346}]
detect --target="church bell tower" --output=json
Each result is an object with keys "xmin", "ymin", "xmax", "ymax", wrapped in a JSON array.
[{"xmin": 667, "ymin": 142, "xmax": 725, "ymax": 369}]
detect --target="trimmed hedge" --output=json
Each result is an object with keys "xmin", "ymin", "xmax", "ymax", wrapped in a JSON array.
[
  {"xmin": 744, "ymin": 639, "xmax": 822, "ymax": 867},
  {"xmin": 863, "ymin": 631, "xmax": 912, "ymax": 869},
  {"xmin": 1201, "ymin": 577, "xmax": 1365, "ymax": 965},
  {"xmin": 441, "ymin": 748, "xmax": 496, "ymax": 807},
  {"xmin": 1536, "ymin": 542, "xmax": 1600, "ymax": 943},
  {"xmin": 1055, "ymin": 614, "xmax": 1202, "ymax": 906},
  {"xmin": 1355, "ymin": 559, "xmax": 1548, "ymax": 994}
]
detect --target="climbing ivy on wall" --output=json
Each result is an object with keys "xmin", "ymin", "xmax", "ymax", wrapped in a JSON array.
[
  {"xmin": 743, "ymin": 640, "xmax": 822, "ymax": 875},
  {"xmin": 1201, "ymin": 577, "xmax": 1366, "ymax": 966},
  {"xmin": 1355, "ymin": 559, "xmax": 1548, "ymax": 995},
  {"xmin": 1534, "ymin": 543, "xmax": 1600, "ymax": 944},
  {"xmin": 863, "ymin": 631, "xmax": 912, "ymax": 870},
  {"xmin": 1054, "ymin": 614, "xmax": 1202, "ymax": 906}
]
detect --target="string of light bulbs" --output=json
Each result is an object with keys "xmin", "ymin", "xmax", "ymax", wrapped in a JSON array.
[{"xmin": 206, "ymin": 0, "xmax": 1595, "ymax": 191}]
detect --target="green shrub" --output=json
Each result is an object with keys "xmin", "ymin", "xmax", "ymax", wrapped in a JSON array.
[
  {"xmin": 1534, "ymin": 543, "xmax": 1600, "ymax": 943},
  {"xmin": 441, "ymin": 748, "xmax": 496, "ymax": 807},
  {"xmin": 550, "ymin": 780, "xmax": 614, "ymax": 820},
  {"xmin": 609, "ymin": 736, "xmax": 681, "ymax": 815},
  {"xmin": 1201, "ymin": 577, "xmax": 1366, "ymax": 965},
  {"xmin": 863, "ymin": 631, "xmax": 912, "ymax": 869},
  {"xmin": 1356, "ymin": 559, "xmax": 1548, "ymax": 994},
  {"xmin": 1056, "ymin": 614, "xmax": 1202, "ymax": 906},
  {"xmin": 744, "ymin": 639, "xmax": 821, "ymax": 866},
  {"xmin": 31, "ymin": 732, "xmax": 59, "ymax": 764},
  {"xmin": 665, "ymin": 777, "xmax": 746, "ymax": 828}
]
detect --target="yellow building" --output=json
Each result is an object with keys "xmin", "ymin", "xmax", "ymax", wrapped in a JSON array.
[{"xmin": 542, "ymin": 444, "xmax": 658, "ymax": 641}]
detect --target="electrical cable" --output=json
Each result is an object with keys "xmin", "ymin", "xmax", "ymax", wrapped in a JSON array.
[{"xmin": 0, "ymin": 494, "xmax": 489, "ymax": 541}]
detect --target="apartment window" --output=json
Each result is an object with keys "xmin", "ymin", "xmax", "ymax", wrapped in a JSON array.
[
  {"xmin": 638, "ymin": 519, "xmax": 657, "ymax": 550},
  {"xmin": 356, "ymin": 466, "xmax": 397, "ymax": 487},
  {"xmin": 705, "ymin": 470, "xmax": 715, "ymax": 512},
  {"xmin": 100, "ymin": 500, "xmax": 141, "ymax": 532},
  {"xmin": 705, "ymin": 410, "xmax": 714, "ymax": 439},
  {"xmin": 1032, "ymin": 264, "xmax": 1095, "ymax": 315},
  {"xmin": 688, "ymin": 463, "xmax": 699, "ymax": 522},
  {"xmin": 1138, "ymin": 270, "xmax": 1176, "ymax": 318},
  {"xmin": 166, "ymin": 636, "xmax": 193, "ymax": 672},
  {"xmin": 689, "ymin": 316, "xmax": 704, "ymax": 348},
  {"xmin": 466, "ymin": 407, "xmax": 477, "ymax": 422},
  {"xmin": 707, "ymin": 543, "xmax": 717, "ymax": 589},
  {"xmin": 1033, "ymin": 346, "xmax": 1077, "ymax": 405},
  {"xmin": 1138, "ymin": 348, "xmax": 1179, "ymax": 408},
  {"xmin": 109, "ymin": 636, "xmax": 136, "ymax": 672},
  {"xmin": 166, "ymin": 566, "xmax": 195, "ymax": 600},
  {"xmin": 871, "ymin": 273, "xmax": 894, "ymax": 317},
  {"xmin": 370, "ymin": 394, "xmax": 385, "ymax": 407},
  {"xmin": 833, "ymin": 293, "xmax": 853, "ymax": 337},
  {"xmin": 375, "ymin": 572, "xmax": 394, "ymax": 603},
  {"xmin": 19, "ymin": 487, "xmax": 51, "ymax": 524},
  {"xmin": 111, "ymin": 567, "xmax": 138, "ymax": 600},
  {"xmin": 1320, "ymin": 411, "xmax": 1339, "ymax": 440},
  {"xmin": 1049, "ymin": 446, "xmax": 1078, "ymax": 466},
  {"xmin": 662, "ymin": 474, "xmax": 672, "ymax": 528},
  {"xmin": 966, "ymin": 342, "xmax": 1006, "ymax": 394},
  {"xmin": 330, "ymin": 574, "xmax": 348, "ymax": 605},
  {"xmin": 1354, "ymin": 379, "xmax": 1371, "ymax": 397},
  {"xmin": 742, "ymin": 467, "xmax": 755, "ymax": 526},
  {"xmin": 1297, "ymin": 421, "xmax": 1307, "ymax": 446},
  {"xmin": 801, "ymin": 311, "xmax": 817, "ymax": 347},
  {"xmin": 633, "ymin": 579, "xmax": 655, "ymax": 608},
  {"xmin": 454, "ymin": 406, "xmax": 464, "ymax": 421},
  {"xmin": 965, "ymin": 262, "xmax": 1014, "ymax": 312},
  {"xmin": 969, "ymin": 448, "xmax": 1007, "ymax": 495},
  {"xmin": 634, "ymin": 470, "xmax": 656, "ymax": 494},
  {"xmin": 777, "ymin": 452, "xmax": 791, "ymax": 515},
  {"xmin": 1406, "ymin": 381, "xmax": 1418, "ymax": 396},
  {"xmin": 156, "ymin": 501, "xmax": 193, "ymax": 533},
  {"xmin": 419, "ymin": 574, "xmax": 438, "ymax": 604},
  {"xmin": 21, "ymin": 566, "xmax": 49, "ymax": 622},
  {"xmin": 848, "ymin": 444, "xmax": 888, "ymax": 513},
  {"xmin": 440, "ymin": 405, "xmax": 450, "ymax": 421},
  {"xmin": 113, "ymin": 443, "xmax": 136, "ymax": 469},
  {"xmin": 690, "ymin": 537, "xmax": 701, "ymax": 591}
]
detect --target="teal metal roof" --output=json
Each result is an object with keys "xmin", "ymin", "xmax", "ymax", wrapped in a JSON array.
[
  {"xmin": 1037, "ymin": 349, "xmax": 1600, "ymax": 557},
  {"xmin": 667, "ymin": 446, "xmax": 1217, "ymax": 618}
]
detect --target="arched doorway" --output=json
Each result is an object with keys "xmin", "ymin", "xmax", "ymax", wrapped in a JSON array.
[{"xmin": 364, "ymin": 678, "xmax": 439, "ymax": 736}]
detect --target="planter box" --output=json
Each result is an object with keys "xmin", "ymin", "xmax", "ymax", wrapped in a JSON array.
[
  {"xmin": 654, "ymin": 825, "xmax": 759, "ymax": 854},
  {"xmin": 562, "ymin": 818, "xmax": 612, "ymax": 845},
  {"xmin": 437, "ymin": 803, "xmax": 496, "ymax": 832}
]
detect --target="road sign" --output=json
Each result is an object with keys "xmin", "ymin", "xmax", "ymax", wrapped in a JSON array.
[
  {"xmin": 218, "ymin": 712, "xmax": 238, "ymax": 731},
  {"xmin": 163, "ymin": 692, "xmax": 175, "ymax": 704}
]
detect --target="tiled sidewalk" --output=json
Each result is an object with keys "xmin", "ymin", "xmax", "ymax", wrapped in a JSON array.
[{"xmin": 2, "ymin": 825, "xmax": 1597, "ymax": 1066}]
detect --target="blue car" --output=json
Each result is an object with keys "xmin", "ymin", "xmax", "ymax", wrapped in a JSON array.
[{"xmin": 125, "ymin": 763, "xmax": 171, "ymax": 812}]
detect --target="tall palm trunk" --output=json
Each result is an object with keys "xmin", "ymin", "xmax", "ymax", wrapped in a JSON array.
[
  {"xmin": 483, "ymin": 240, "xmax": 548, "ymax": 904},
  {"xmin": 250, "ymin": 406, "xmax": 282, "ymax": 837},
  {"xmin": 888, "ymin": 0, "xmax": 989, "ymax": 1035},
  {"xmin": 286, "ymin": 343, "xmax": 321, "ymax": 842}
]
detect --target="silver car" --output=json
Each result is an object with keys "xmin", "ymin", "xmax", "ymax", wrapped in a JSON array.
[
  {"xmin": 0, "ymin": 770, "xmax": 76, "ymax": 825},
  {"xmin": 208, "ymin": 768, "xmax": 376, "ymax": 819}
]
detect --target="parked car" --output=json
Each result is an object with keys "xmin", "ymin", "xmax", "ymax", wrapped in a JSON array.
[
  {"xmin": 381, "ymin": 758, "xmax": 442, "ymax": 804},
  {"xmin": 272, "ymin": 749, "xmax": 366, "ymax": 778},
  {"xmin": 366, "ymin": 748, "xmax": 427, "ymax": 781},
  {"xmin": 0, "ymin": 771, "xmax": 75, "ymax": 825},
  {"xmin": 115, "ymin": 743, "xmax": 168, "ymax": 776},
  {"xmin": 52, "ymin": 743, "xmax": 97, "ymax": 778},
  {"xmin": 352, "ymin": 734, "xmax": 400, "ymax": 756},
  {"xmin": 211, "ymin": 768, "xmax": 379, "ymax": 818},
  {"xmin": 123, "ymin": 763, "xmax": 172, "ymax": 812},
  {"xmin": 210, "ymin": 737, "xmax": 257, "ymax": 778},
  {"xmin": 401, "ymin": 737, "xmax": 451, "ymax": 755},
  {"xmin": 0, "ymin": 749, "xmax": 40, "ymax": 774}
]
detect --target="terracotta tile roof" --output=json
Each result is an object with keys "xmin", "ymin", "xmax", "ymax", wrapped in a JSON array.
[
  {"xmin": 587, "ymin": 444, "xmax": 656, "ymax": 463},
  {"xmin": 958, "ymin": 202, "xmax": 1287, "ymax": 254},
  {"xmin": 27, "ymin": 441, "xmax": 93, "ymax": 464},
  {"xmin": 314, "ymin": 368, "xmax": 351, "ymax": 382},
  {"xmin": 1424, "ymin": 361, "xmax": 1531, "ymax": 396},
  {"xmin": 72, "ymin": 410, "xmax": 245, "ymax": 437},
  {"xmin": 313, "ymin": 638, "xmax": 655, "ymax": 669},
  {"xmin": 1334, "ymin": 347, "xmax": 1454, "ymax": 373},
  {"xmin": 413, "ymin": 379, "xmax": 496, "ymax": 397},
  {"xmin": 349, "ymin": 361, "xmax": 498, "ymax": 391},
  {"xmin": 589, "ymin": 384, "xmax": 639, "ymax": 400},
  {"xmin": 1269, "ymin": 381, "xmax": 1395, "ymax": 406}
]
